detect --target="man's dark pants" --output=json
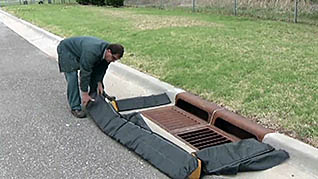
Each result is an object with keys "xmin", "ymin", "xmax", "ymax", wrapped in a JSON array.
[{"xmin": 64, "ymin": 71, "xmax": 99, "ymax": 111}]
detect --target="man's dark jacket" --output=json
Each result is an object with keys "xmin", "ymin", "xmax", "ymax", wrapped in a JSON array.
[{"xmin": 57, "ymin": 36, "xmax": 109, "ymax": 92}]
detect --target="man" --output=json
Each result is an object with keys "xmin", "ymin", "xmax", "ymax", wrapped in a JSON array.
[{"xmin": 57, "ymin": 36, "xmax": 124, "ymax": 118}]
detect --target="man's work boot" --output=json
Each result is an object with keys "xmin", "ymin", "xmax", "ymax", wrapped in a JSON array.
[{"xmin": 71, "ymin": 109, "xmax": 87, "ymax": 118}]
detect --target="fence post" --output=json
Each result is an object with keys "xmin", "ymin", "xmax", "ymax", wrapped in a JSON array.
[
  {"xmin": 160, "ymin": 0, "xmax": 163, "ymax": 9},
  {"xmin": 192, "ymin": 0, "xmax": 196, "ymax": 12},
  {"xmin": 294, "ymin": 0, "xmax": 298, "ymax": 23},
  {"xmin": 234, "ymin": 0, "xmax": 237, "ymax": 16}
]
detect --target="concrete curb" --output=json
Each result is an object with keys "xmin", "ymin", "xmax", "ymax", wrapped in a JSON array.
[
  {"xmin": 263, "ymin": 133, "xmax": 318, "ymax": 177},
  {"xmin": 107, "ymin": 62, "xmax": 184, "ymax": 103},
  {"xmin": 1, "ymin": 8, "xmax": 317, "ymax": 178}
]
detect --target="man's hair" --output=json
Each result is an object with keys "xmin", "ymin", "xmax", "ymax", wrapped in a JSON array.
[{"xmin": 107, "ymin": 44, "xmax": 124, "ymax": 58}]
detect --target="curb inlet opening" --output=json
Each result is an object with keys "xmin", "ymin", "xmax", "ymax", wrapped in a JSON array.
[
  {"xmin": 214, "ymin": 117, "xmax": 256, "ymax": 140},
  {"xmin": 176, "ymin": 99, "xmax": 209, "ymax": 122}
]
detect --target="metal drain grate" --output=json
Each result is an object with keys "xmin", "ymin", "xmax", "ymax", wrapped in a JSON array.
[
  {"xmin": 142, "ymin": 106, "xmax": 239, "ymax": 150},
  {"xmin": 177, "ymin": 127, "xmax": 232, "ymax": 150},
  {"xmin": 142, "ymin": 106, "xmax": 204, "ymax": 131}
]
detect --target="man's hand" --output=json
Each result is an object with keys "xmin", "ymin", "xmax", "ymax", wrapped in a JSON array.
[
  {"xmin": 97, "ymin": 82, "xmax": 104, "ymax": 95},
  {"xmin": 82, "ymin": 92, "xmax": 94, "ymax": 106}
]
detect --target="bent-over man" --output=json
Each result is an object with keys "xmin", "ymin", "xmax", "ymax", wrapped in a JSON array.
[{"xmin": 57, "ymin": 36, "xmax": 124, "ymax": 118}]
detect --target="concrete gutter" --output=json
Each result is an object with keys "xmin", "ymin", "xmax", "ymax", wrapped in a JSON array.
[{"xmin": 1, "ymin": 9, "xmax": 317, "ymax": 179}]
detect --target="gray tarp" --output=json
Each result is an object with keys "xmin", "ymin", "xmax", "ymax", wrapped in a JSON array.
[
  {"xmin": 195, "ymin": 138, "xmax": 289, "ymax": 175},
  {"xmin": 87, "ymin": 94, "xmax": 198, "ymax": 179}
]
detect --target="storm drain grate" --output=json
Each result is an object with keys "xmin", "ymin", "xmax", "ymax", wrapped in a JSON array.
[
  {"xmin": 142, "ymin": 106, "xmax": 203, "ymax": 131},
  {"xmin": 142, "ymin": 106, "xmax": 239, "ymax": 150},
  {"xmin": 177, "ymin": 127, "xmax": 232, "ymax": 150}
]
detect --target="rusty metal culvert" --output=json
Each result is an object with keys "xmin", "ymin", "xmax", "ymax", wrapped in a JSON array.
[{"xmin": 141, "ymin": 92, "xmax": 273, "ymax": 151}]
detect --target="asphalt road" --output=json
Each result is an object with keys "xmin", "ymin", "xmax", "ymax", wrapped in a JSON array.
[
  {"xmin": 2, "ymin": 7, "xmax": 318, "ymax": 179},
  {"xmin": 0, "ymin": 21, "xmax": 168, "ymax": 178}
]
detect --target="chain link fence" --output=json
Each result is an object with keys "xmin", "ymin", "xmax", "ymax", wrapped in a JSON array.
[
  {"xmin": 124, "ymin": 0, "xmax": 318, "ymax": 25},
  {"xmin": 1, "ymin": 0, "xmax": 317, "ymax": 25}
]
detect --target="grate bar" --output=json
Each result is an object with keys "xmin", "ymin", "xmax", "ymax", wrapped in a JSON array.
[
  {"xmin": 180, "ymin": 132, "xmax": 218, "ymax": 141},
  {"xmin": 186, "ymin": 135, "xmax": 223, "ymax": 145},
  {"xmin": 192, "ymin": 137, "xmax": 229, "ymax": 148},
  {"xmin": 190, "ymin": 136, "xmax": 227, "ymax": 146},
  {"xmin": 178, "ymin": 128, "xmax": 214, "ymax": 138},
  {"xmin": 196, "ymin": 140, "xmax": 231, "ymax": 150},
  {"xmin": 184, "ymin": 133, "xmax": 221, "ymax": 143}
]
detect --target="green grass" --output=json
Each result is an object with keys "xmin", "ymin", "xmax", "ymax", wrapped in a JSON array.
[{"xmin": 3, "ymin": 4, "xmax": 318, "ymax": 147}]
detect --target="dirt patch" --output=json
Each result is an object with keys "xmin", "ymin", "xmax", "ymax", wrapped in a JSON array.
[
  {"xmin": 101, "ymin": 9, "xmax": 218, "ymax": 30},
  {"xmin": 131, "ymin": 15, "xmax": 215, "ymax": 30}
]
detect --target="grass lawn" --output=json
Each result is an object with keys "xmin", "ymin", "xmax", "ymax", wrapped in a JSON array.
[{"xmin": 3, "ymin": 4, "xmax": 318, "ymax": 147}]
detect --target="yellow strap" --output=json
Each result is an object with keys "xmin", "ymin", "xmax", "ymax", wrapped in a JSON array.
[
  {"xmin": 188, "ymin": 158, "xmax": 201, "ymax": 179},
  {"xmin": 111, "ymin": 101, "xmax": 119, "ymax": 111}
]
